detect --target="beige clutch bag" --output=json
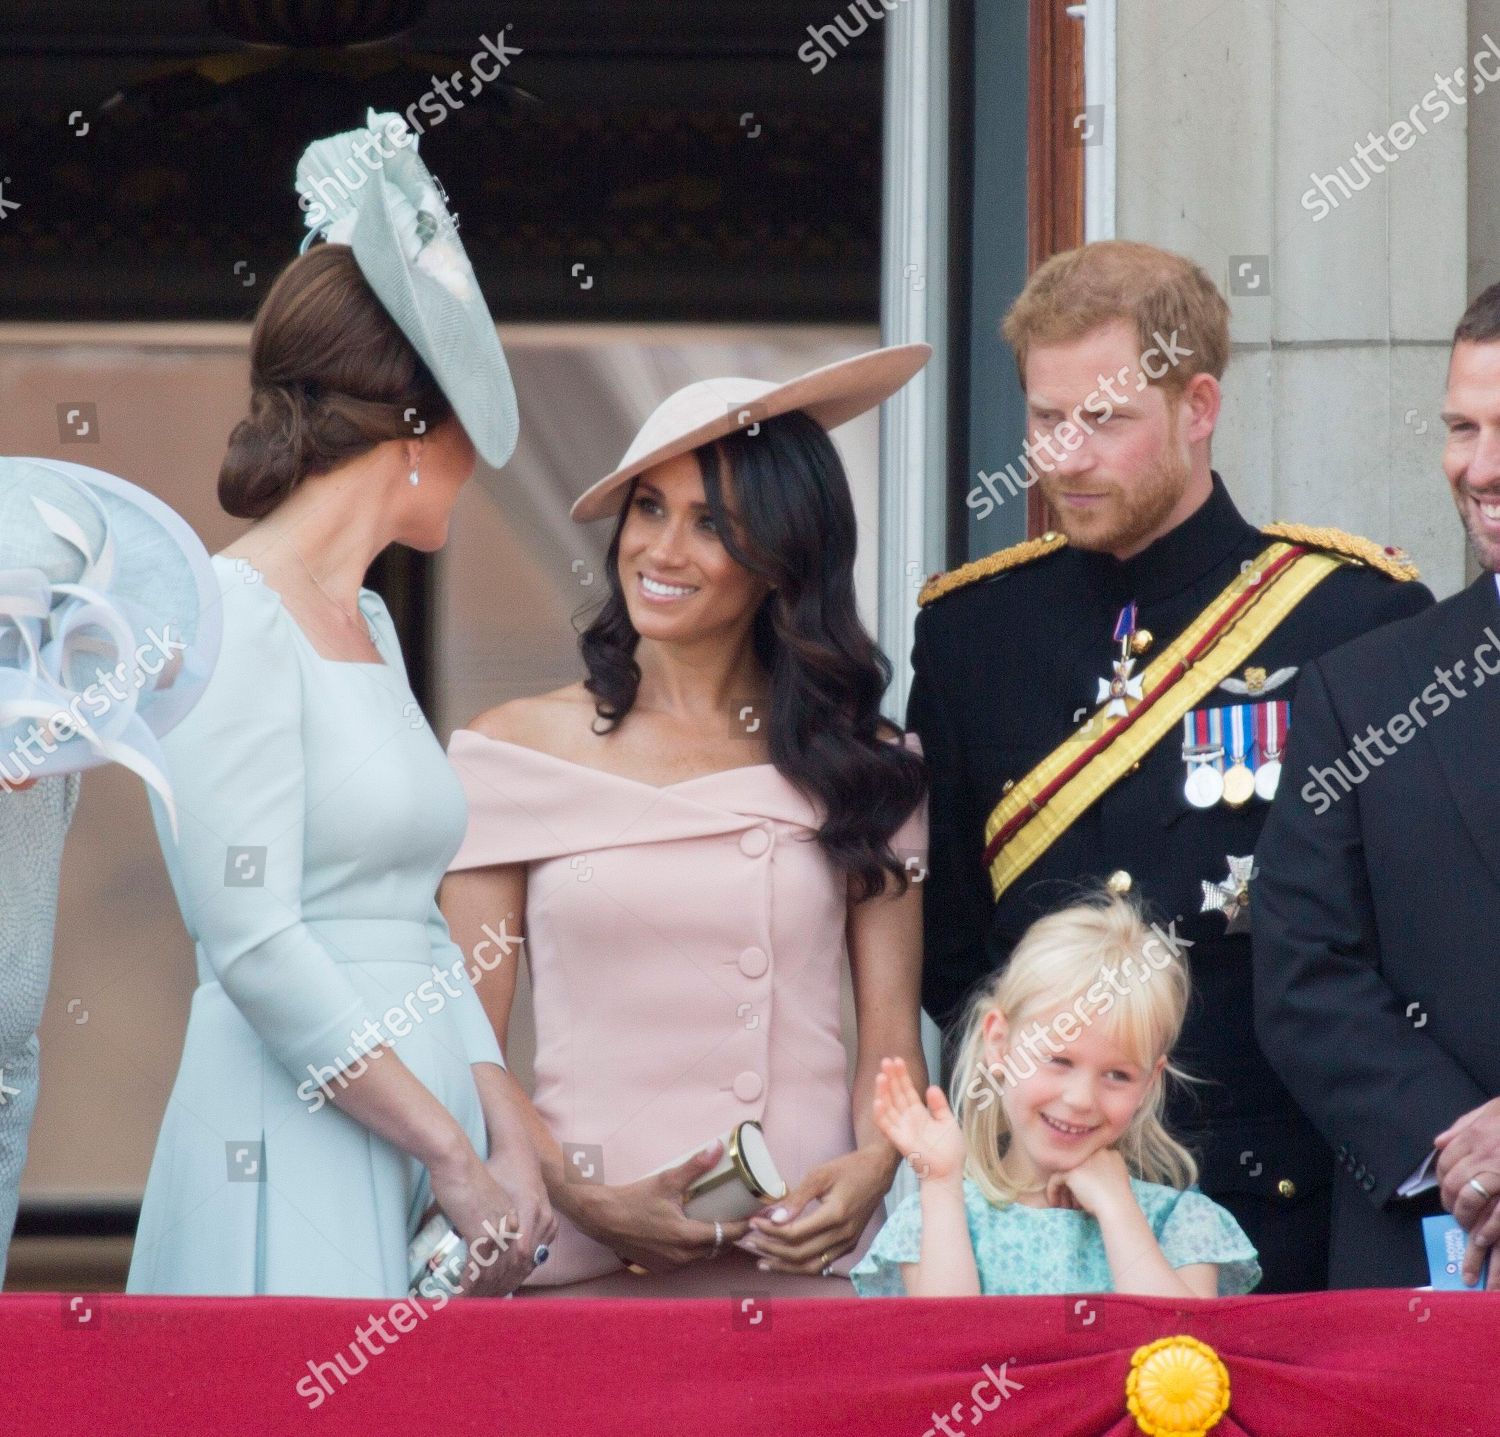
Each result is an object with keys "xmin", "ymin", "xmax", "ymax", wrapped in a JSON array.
[{"xmin": 646, "ymin": 1120, "xmax": 789, "ymax": 1222}]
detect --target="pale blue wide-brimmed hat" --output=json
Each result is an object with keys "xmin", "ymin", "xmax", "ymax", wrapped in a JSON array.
[
  {"xmin": 0, "ymin": 458, "xmax": 221, "ymax": 833},
  {"xmin": 294, "ymin": 107, "xmax": 520, "ymax": 470}
]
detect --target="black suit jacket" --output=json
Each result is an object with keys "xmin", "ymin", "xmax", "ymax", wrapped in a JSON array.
[
  {"xmin": 909, "ymin": 476, "xmax": 1432, "ymax": 1282},
  {"xmin": 1252, "ymin": 571, "xmax": 1500, "ymax": 1286}
]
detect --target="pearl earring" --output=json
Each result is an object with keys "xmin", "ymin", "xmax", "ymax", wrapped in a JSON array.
[{"xmin": 408, "ymin": 467, "xmax": 420, "ymax": 487}]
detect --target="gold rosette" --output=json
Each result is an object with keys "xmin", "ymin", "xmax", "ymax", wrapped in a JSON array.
[{"xmin": 1125, "ymin": 1335, "xmax": 1230, "ymax": 1437}]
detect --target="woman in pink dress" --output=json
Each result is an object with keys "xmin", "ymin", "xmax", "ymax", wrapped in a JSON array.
[{"xmin": 440, "ymin": 346, "xmax": 932, "ymax": 1295}]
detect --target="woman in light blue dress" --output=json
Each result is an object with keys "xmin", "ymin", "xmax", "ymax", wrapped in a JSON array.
[{"xmin": 128, "ymin": 111, "xmax": 552, "ymax": 1296}]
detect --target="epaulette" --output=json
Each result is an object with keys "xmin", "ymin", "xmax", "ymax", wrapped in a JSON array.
[
  {"xmin": 917, "ymin": 531, "xmax": 1068, "ymax": 607},
  {"xmin": 1261, "ymin": 522, "xmax": 1420, "ymax": 582}
]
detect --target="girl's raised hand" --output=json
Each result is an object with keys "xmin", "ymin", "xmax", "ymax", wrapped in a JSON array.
[{"xmin": 872, "ymin": 1056, "xmax": 967, "ymax": 1184}]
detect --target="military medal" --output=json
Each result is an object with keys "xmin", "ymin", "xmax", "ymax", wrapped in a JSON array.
[
  {"xmin": 1182, "ymin": 745, "xmax": 1225, "ymax": 807},
  {"xmin": 1254, "ymin": 700, "xmax": 1288, "ymax": 801},
  {"xmin": 1201, "ymin": 854, "xmax": 1256, "ymax": 933},
  {"xmin": 1181, "ymin": 709, "xmax": 1225, "ymax": 807},
  {"xmin": 1221, "ymin": 704, "xmax": 1256, "ymax": 808},
  {"xmin": 1096, "ymin": 602, "xmax": 1145, "ymax": 718},
  {"xmin": 1098, "ymin": 657, "xmax": 1144, "ymax": 718},
  {"xmin": 1222, "ymin": 762, "xmax": 1256, "ymax": 808}
]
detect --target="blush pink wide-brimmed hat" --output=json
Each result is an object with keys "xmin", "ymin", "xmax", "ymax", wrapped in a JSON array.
[{"xmin": 569, "ymin": 342, "xmax": 932, "ymax": 523}]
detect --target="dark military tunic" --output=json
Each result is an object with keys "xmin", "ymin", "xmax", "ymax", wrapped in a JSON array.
[{"xmin": 907, "ymin": 473, "xmax": 1433, "ymax": 1292}]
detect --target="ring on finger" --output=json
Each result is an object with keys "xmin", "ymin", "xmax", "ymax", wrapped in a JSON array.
[
  {"xmin": 1469, "ymin": 1176, "xmax": 1493, "ymax": 1203},
  {"xmin": 711, "ymin": 1220, "xmax": 725, "ymax": 1258}
]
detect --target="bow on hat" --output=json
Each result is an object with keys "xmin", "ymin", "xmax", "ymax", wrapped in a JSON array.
[
  {"xmin": 0, "ymin": 478, "xmax": 184, "ymax": 833},
  {"xmin": 297, "ymin": 108, "xmax": 475, "ymax": 304}
]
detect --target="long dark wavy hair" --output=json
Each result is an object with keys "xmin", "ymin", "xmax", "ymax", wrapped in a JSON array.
[{"xmin": 578, "ymin": 409, "xmax": 927, "ymax": 901}]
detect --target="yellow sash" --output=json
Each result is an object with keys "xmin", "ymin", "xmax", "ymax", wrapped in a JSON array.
[{"xmin": 983, "ymin": 542, "xmax": 1343, "ymax": 902}]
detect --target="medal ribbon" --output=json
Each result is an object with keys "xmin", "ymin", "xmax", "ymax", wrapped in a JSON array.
[
  {"xmin": 1228, "ymin": 703, "xmax": 1251, "ymax": 769},
  {"xmin": 1254, "ymin": 699, "xmax": 1287, "ymax": 759},
  {"xmin": 982, "ymin": 543, "xmax": 1344, "ymax": 900}
]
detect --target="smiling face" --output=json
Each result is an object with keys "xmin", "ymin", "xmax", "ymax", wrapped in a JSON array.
[
  {"xmin": 1442, "ymin": 338, "xmax": 1500, "ymax": 571},
  {"xmin": 614, "ymin": 448, "xmax": 774, "ymax": 644},
  {"xmin": 982, "ymin": 1002, "xmax": 1165, "ymax": 1185},
  {"xmin": 1023, "ymin": 318, "xmax": 1217, "ymax": 560}
]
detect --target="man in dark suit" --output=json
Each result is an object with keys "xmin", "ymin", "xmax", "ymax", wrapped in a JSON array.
[
  {"xmin": 910, "ymin": 240, "xmax": 1432, "ymax": 1293},
  {"xmin": 1253, "ymin": 281, "xmax": 1500, "ymax": 1288}
]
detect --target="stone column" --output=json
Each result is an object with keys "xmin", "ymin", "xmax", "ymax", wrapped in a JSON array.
[{"xmin": 1115, "ymin": 0, "xmax": 1471, "ymax": 595}]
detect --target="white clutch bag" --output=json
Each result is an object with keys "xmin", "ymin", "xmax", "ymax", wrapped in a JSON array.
[{"xmin": 646, "ymin": 1120, "xmax": 788, "ymax": 1222}]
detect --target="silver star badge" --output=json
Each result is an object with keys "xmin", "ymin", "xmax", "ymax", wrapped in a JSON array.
[
  {"xmin": 1201, "ymin": 855, "xmax": 1257, "ymax": 933},
  {"xmin": 1096, "ymin": 657, "xmax": 1144, "ymax": 718}
]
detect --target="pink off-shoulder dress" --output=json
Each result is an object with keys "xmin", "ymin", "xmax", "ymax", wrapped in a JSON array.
[{"xmin": 445, "ymin": 728, "xmax": 926, "ymax": 1296}]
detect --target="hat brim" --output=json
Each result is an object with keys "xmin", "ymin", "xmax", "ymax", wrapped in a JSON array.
[
  {"xmin": 0, "ymin": 458, "xmax": 222, "ymax": 773},
  {"xmin": 569, "ymin": 342, "xmax": 932, "ymax": 523},
  {"xmin": 354, "ymin": 173, "xmax": 520, "ymax": 471},
  {"xmin": 300, "ymin": 112, "xmax": 520, "ymax": 471}
]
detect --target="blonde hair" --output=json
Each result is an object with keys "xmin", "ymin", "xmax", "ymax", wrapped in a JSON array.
[
  {"xmin": 1001, "ymin": 240, "xmax": 1230, "ymax": 395},
  {"xmin": 948, "ymin": 892, "xmax": 1198, "ymax": 1207}
]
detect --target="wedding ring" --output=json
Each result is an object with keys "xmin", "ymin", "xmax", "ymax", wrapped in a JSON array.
[
  {"xmin": 710, "ymin": 1220, "xmax": 725, "ymax": 1257},
  {"xmin": 818, "ymin": 1250, "xmax": 833, "ymax": 1274},
  {"xmin": 820, "ymin": 1265, "xmax": 835, "ymax": 1277},
  {"xmin": 1469, "ymin": 1177, "xmax": 1493, "ymax": 1202},
  {"xmin": 532, "ymin": 1243, "xmax": 550, "ymax": 1267}
]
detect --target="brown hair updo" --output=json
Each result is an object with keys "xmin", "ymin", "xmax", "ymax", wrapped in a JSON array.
[{"xmin": 219, "ymin": 244, "xmax": 453, "ymax": 520}]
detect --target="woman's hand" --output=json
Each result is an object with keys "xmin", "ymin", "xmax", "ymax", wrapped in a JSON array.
[
  {"xmin": 569, "ymin": 1140, "xmax": 752, "ymax": 1274},
  {"xmin": 870, "ymin": 1055, "xmax": 966, "ymax": 1184},
  {"xmin": 1045, "ymin": 1147, "xmax": 1134, "ymax": 1218},
  {"xmin": 426, "ymin": 1144, "xmax": 539, "ymax": 1297},
  {"xmin": 475, "ymin": 1067, "xmax": 558, "ymax": 1277},
  {"xmin": 480, "ymin": 1145, "xmax": 557, "ymax": 1281},
  {"xmin": 739, "ymin": 1142, "xmax": 898, "ymax": 1275}
]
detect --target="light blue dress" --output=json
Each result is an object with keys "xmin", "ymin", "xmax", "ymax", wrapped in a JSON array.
[
  {"xmin": 127, "ymin": 555, "xmax": 505, "ymax": 1297},
  {"xmin": 851, "ymin": 1176, "xmax": 1260, "ymax": 1296}
]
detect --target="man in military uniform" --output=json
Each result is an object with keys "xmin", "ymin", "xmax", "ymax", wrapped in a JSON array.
[{"xmin": 909, "ymin": 240, "xmax": 1432, "ymax": 1291}]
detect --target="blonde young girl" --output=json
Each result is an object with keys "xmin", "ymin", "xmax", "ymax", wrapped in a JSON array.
[{"xmin": 850, "ymin": 894, "xmax": 1259, "ymax": 1297}]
